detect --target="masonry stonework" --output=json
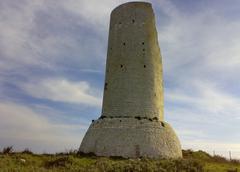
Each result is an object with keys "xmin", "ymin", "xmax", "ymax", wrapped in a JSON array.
[{"xmin": 79, "ymin": 2, "xmax": 182, "ymax": 158}]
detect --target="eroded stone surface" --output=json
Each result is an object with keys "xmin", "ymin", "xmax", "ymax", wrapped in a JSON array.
[
  {"xmin": 102, "ymin": 2, "xmax": 163, "ymax": 120},
  {"xmin": 79, "ymin": 2, "xmax": 182, "ymax": 158},
  {"xmin": 80, "ymin": 118, "xmax": 182, "ymax": 158}
]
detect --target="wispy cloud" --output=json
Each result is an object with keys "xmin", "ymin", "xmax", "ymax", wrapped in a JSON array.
[
  {"xmin": 153, "ymin": 1, "xmax": 240, "ymax": 156},
  {"xmin": 166, "ymin": 80, "xmax": 240, "ymax": 116},
  {"xmin": 156, "ymin": 0, "xmax": 240, "ymax": 75},
  {"xmin": 60, "ymin": 0, "xmax": 125, "ymax": 30},
  {"xmin": 20, "ymin": 78, "xmax": 102, "ymax": 107},
  {"xmin": 165, "ymin": 79, "xmax": 240, "ymax": 157},
  {"xmin": 0, "ymin": 0, "xmax": 240, "ymax": 156},
  {"xmin": 0, "ymin": 101, "xmax": 88, "ymax": 153}
]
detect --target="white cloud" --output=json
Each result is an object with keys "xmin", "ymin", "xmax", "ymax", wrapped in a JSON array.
[
  {"xmin": 164, "ymin": 79, "xmax": 240, "ymax": 159},
  {"xmin": 0, "ymin": 101, "xmax": 88, "ymax": 153},
  {"xmin": 20, "ymin": 78, "xmax": 102, "ymax": 107},
  {"xmin": 155, "ymin": 2, "xmax": 240, "ymax": 155},
  {"xmin": 206, "ymin": 41, "xmax": 240, "ymax": 69},
  {"xmin": 1, "ymin": 0, "xmax": 240, "ymax": 156},
  {"xmin": 60, "ymin": 0, "xmax": 117, "ymax": 29},
  {"xmin": 156, "ymin": 0, "xmax": 240, "ymax": 75},
  {"xmin": 0, "ymin": 0, "xmax": 114, "ymax": 73},
  {"xmin": 166, "ymin": 80, "xmax": 240, "ymax": 117},
  {"xmin": 0, "ymin": 1, "xmax": 44, "ymax": 67},
  {"xmin": 60, "ymin": 0, "xmax": 153, "ymax": 30}
]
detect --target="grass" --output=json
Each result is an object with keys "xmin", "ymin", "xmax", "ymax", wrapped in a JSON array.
[{"xmin": 0, "ymin": 148, "xmax": 239, "ymax": 172}]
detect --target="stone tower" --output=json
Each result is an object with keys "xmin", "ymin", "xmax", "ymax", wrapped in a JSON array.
[{"xmin": 79, "ymin": 2, "xmax": 182, "ymax": 158}]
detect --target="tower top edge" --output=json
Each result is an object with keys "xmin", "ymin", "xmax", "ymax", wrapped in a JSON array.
[{"xmin": 112, "ymin": 1, "xmax": 152, "ymax": 14}]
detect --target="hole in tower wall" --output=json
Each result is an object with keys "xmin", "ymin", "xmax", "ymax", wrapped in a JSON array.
[
  {"xmin": 132, "ymin": 19, "xmax": 135, "ymax": 23},
  {"xmin": 161, "ymin": 122, "xmax": 165, "ymax": 127},
  {"xmin": 120, "ymin": 64, "xmax": 123, "ymax": 68},
  {"xmin": 104, "ymin": 83, "xmax": 108, "ymax": 90},
  {"xmin": 142, "ymin": 48, "xmax": 145, "ymax": 52},
  {"xmin": 135, "ymin": 116, "xmax": 141, "ymax": 120},
  {"xmin": 144, "ymin": 65, "xmax": 146, "ymax": 68},
  {"xmin": 142, "ymin": 42, "xmax": 144, "ymax": 45},
  {"xmin": 123, "ymin": 42, "xmax": 126, "ymax": 46}
]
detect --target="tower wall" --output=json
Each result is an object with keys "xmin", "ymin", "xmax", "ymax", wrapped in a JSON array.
[
  {"xmin": 102, "ymin": 2, "xmax": 163, "ymax": 119},
  {"xmin": 79, "ymin": 2, "xmax": 182, "ymax": 158}
]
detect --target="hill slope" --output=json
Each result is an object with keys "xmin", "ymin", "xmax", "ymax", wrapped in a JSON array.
[{"xmin": 0, "ymin": 149, "xmax": 239, "ymax": 172}]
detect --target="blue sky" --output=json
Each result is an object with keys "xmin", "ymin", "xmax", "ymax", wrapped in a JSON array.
[{"xmin": 0, "ymin": 0, "xmax": 240, "ymax": 158}]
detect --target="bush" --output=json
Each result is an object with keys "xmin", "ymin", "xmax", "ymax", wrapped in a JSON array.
[
  {"xmin": 44, "ymin": 157, "xmax": 72, "ymax": 168},
  {"xmin": 56, "ymin": 149, "xmax": 78, "ymax": 156},
  {"xmin": 182, "ymin": 149, "xmax": 211, "ymax": 161},
  {"xmin": 230, "ymin": 159, "xmax": 240, "ymax": 164},
  {"xmin": 2, "ymin": 146, "xmax": 13, "ymax": 154},
  {"xmin": 212, "ymin": 155, "xmax": 228, "ymax": 163},
  {"xmin": 78, "ymin": 151, "xmax": 96, "ymax": 157},
  {"xmin": 22, "ymin": 148, "xmax": 33, "ymax": 154},
  {"xmin": 157, "ymin": 159, "xmax": 204, "ymax": 172}
]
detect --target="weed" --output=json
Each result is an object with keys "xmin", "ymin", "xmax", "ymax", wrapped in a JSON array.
[
  {"xmin": 22, "ymin": 148, "xmax": 33, "ymax": 154},
  {"xmin": 44, "ymin": 157, "xmax": 72, "ymax": 168},
  {"xmin": 2, "ymin": 146, "xmax": 13, "ymax": 154}
]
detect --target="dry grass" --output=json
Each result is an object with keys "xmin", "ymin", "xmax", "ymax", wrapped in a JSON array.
[{"xmin": 0, "ymin": 147, "xmax": 239, "ymax": 172}]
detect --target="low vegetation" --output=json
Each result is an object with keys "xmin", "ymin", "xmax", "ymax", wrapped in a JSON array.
[{"xmin": 0, "ymin": 147, "xmax": 239, "ymax": 172}]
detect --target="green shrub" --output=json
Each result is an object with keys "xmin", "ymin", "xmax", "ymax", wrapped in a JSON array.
[
  {"xmin": 183, "ymin": 149, "xmax": 211, "ymax": 161},
  {"xmin": 22, "ymin": 148, "xmax": 33, "ymax": 154},
  {"xmin": 44, "ymin": 156, "xmax": 72, "ymax": 169},
  {"xmin": 156, "ymin": 159, "xmax": 204, "ymax": 172},
  {"xmin": 2, "ymin": 146, "xmax": 13, "ymax": 154},
  {"xmin": 212, "ymin": 155, "xmax": 228, "ymax": 163}
]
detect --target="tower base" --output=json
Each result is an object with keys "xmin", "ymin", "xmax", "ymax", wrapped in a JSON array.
[{"xmin": 79, "ymin": 118, "xmax": 182, "ymax": 158}]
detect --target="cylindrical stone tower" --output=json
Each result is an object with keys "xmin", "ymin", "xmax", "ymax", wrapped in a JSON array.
[{"xmin": 79, "ymin": 2, "xmax": 182, "ymax": 158}]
